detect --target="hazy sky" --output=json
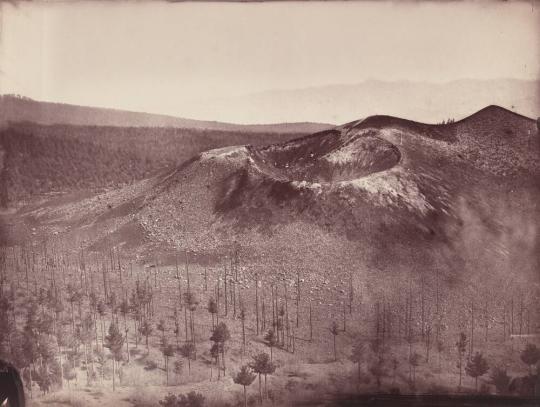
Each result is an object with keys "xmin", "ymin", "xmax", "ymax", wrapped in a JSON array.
[{"xmin": 1, "ymin": 1, "xmax": 539, "ymax": 122}]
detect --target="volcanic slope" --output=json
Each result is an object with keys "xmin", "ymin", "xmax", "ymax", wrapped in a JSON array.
[{"xmin": 22, "ymin": 106, "xmax": 540, "ymax": 301}]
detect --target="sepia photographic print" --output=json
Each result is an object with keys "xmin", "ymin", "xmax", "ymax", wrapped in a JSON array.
[{"xmin": 0, "ymin": 1, "xmax": 539, "ymax": 406}]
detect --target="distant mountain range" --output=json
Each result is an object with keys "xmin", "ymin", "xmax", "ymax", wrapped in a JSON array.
[
  {"xmin": 0, "ymin": 94, "xmax": 332, "ymax": 133},
  {"xmin": 179, "ymin": 79, "xmax": 540, "ymax": 124},
  {"xmin": 3, "ymin": 79, "xmax": 537, "ymax": 130}
]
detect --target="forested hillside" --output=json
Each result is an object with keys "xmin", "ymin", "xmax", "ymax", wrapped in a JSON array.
[{"xmin": 0, "ymin": 122, "xmax": 303, "ymax": 205}]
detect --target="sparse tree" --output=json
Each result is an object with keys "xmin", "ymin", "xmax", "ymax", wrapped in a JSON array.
[
  {"xmin": 179, "ymin": 342, "xmax": 196, "ymax": 374},
  {"xmin": 436, "ymin": 340, "xmax": 444, "ymax": 371},
  {"xmin": 119, "ymin": 298, "xmax": 130, "ymax": 362},
  {"xmin": 489, "ymin": 366, "xmax": 511, "ymax": 395},
  {"xmin": 239, "ymin": 302, "xmax": 247, "ymax": 355},
  {"xmin": 210, "ymin": 322, "xmax": 230, "ymax": 372},
  {"xmin": 456, "ymin": 332, "xmax": 467, "ymax": 391},
  {"xmin": 425, "ymin": 325, "xmax": 432, "ymax": 363},
  {"xmin": 97, "ymin": 300, "xmax": 107, "ymax": 345},
  {"xmin": 207, "ymin": 297, "xmax": 217, "ymax": 330},
  {"xmin": 157, "ymin": 319, "xmax": 167, "ymax": 343},
  {"xmin": 249, "ymin": 352, "xmax": 275, "ymax": 402},
  {"xmin": 350, "ymin": 341, "xmax": 366, "ymax": 390},
  {"xmin": 173, "ymin": 358, "xmax": 183, "ymax": 383},
  {"xmin": 264, "ymin": 329, "xmax": 277, "ymax": 361},
  {"xmin": 409, "ymin": 352, "xmax": 421, "ymax": 387},
  {"xmin": 62, "ymin": 361, "xmax": 76, "ymax": 388},
  {"xmin": 233, "ymin": 365, "xmax": 256, "ymax": 407},
  {"xmin": 466, "ymin": 351, "xmax": 489, "ymax": 392},
  {"xmin": 330, "ymin": 321, "xmax": 339, "ymax": 361},
  {"xmin": 104, "ymin": 322, "xmax": 124, "ymax": 391},
  {"xmin": 368, "ymin": 358, "xmax": 386, "ymax": 390},
  {"xmin": 210, "ymin": 342, "xmax": 221, "ymax": 380},
  {"xmin": 139, "ymin": 319, "xmax": 153, "ymax": 353},
  {"xmin": 391, "ymin": 357, "xmax": 399, "ymax": 386},
  {"xmin": 162, "ymin": 341, "xmax": 175, "ymax": 385},
  {"xmin": 520, "ymin": 344, "xmax": 540, "ymax": 375}
]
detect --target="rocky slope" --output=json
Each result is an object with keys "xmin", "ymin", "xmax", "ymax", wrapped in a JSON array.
[{"xmin": 15, "ymin": 106, "xmax": 540, "ymax": 310}]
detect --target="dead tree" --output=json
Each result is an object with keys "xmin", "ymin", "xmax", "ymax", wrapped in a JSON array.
[
  {"xmin": 175, "ymin": 255, "xmax": 182, "ymax": 307},
  {"xmin": 309, "ymin": 300, "xmax": 313, "ymax": 341},
  {"xmin": 469, "ymin": 299, "xmax": 475, "ymax": 358},
  {"xmin": 296, "ymin": 270, "xmax": 301, "ymax": 328},
  {"xmin": 255, "ymin": 274, "xmax": 260, "ymax": 335},
  {"xmin": 224, "ymin": 263, "xmax": 228, "ymax": 316},
  {"xmin": 349, "ymin": 271, "xmax": 354, "ymax": 314}
]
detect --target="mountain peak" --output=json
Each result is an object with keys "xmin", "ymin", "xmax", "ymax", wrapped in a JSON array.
[{"xmin": 467, "ymin": 104, "xmax": 535, "ymax": 122}]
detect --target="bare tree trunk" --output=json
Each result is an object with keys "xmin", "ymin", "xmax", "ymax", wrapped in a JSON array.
[
  {"xmin": 125, "ymin": 328, "xmax": 130, "ymax": 363},
  {"xmin": 342, "ymin": 302, "xmax": 346, "ymax": 332},
  {"xmin": 242, "ymin": 316, "xmax": 246, "ymax": 355},
  {"xmin": 469, "ymin": 299, "xmax": 474, "ymax": 358},
  {"xmin": 484, "ymin": 299, "xmax": 489, "ymax": 344},
  {"xmin": 510, "ymin": 298, "xmax": 514, "ymax": 335},
  {"xmin": 232, "ymin": 279, "xmax": 236, "ymax": 318},
  {"xmin": 224, "ymin": 264, "xmax": 228, "ymax": 316},
  {"xmin": 262, "ymin": 293, "xmax": 266, "ymax": 332},
  {"xmin": 255, "ymin": 276, "xmax": 259, "ymax": 335},
  {"xmin": 184, "ymin": 305, "xmax": 189, "ymax": 342},
  {"xmin": 309, "ymin": 301, "xmax": 313, "ymax": 341},
  {"xmin": 502, "ymin": 302, "xmax": 506, "ymax": 341},
  {"xmin": 296, "ymin": 270, "xmax": 300, "ymax": 327},
  {"xmin": 175, "ymin": 255, "xmax": 182, "ymax": 307},
  {"xmin": 112, "ymin": 359, "xmax": 116, "ymax": 391},
  {"xmin": 349, "ymin": 271, "xmax": 354, "ymax": 314}
]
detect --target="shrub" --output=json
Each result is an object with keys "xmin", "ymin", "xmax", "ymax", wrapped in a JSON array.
[{"xmin": 144, "ymin": 359, "xmax": 158, "ymax": 371}]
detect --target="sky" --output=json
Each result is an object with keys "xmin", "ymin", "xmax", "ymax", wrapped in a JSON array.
[{"xmin": 1, "ymin": 0, "xmax": 539, "ymax": 123}]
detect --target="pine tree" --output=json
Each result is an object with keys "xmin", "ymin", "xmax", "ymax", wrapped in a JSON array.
[
  {"xmin": 162, "ymin": 341, "xmax": 175, "ymax": 385},
  {"xmin": 368, "ymin": 358, "xmax": 386, "ymax": 390},
  {"xmin": 249, "ymin": 352, "xmax": 275, "ymax": 402},
  {"xmin": 456, "ymin": 332, "xmax": 467, "ymax": 391},
  {"xmin": 260, "ymin": 354, "xmax": 276, "ymax": 398},
  {"xmin": 22, "ymin": 301, "xmax": 40, "ymax": 398},
  {"xmin": 210, "ymin": 342, "xmax": 221, "ymax": 380},
  {"xmin": 391, "ymin": 357, "xmax": 399, "ymax": 386},
  {"xmin": 62, "ymin": 361, "xmax": 76, "ymax": 388},
  {"xmin": 139, "ymin": 319, "xmax": 153, "ymax": 353},
  {"xmin": 409, "ymin": 352, "xmax": 421, "ymax": 387},
  {"xmin": 210, "ymin": 322, "xmax": 230, "ymax": 373},
  {"xmin": 185, "ymin": 291, "xmax": 199, "ymax": 358},
  {"xmin": 239, "ymin": 302, "xmax": 246, "ymax": 355},
  {"xmin": 425, "ymin": 324, "xmax": 432, "ymax": 363},
  {"xmin": 233, "ymin": 365, "xmax": 256, "ymax": 407},
  {"xmin": 330, "ymin": 321, "xmax": 339, "ymax": 361},
  {"xmin": 173, "ymin": 358, "xmax": 183, "ymax": 383},
  {"xmin": 157, "ymin": 319, "xmax": 167, "ymax": 343},
  {"xmin": 264, "ymin": 329, "xmax": 277, "ymax": 361},
  {"xmin": 520, "ymin": 344, "xmax": 540, "ymax": 375},
  {"xmin": 489, "ymin": 366, "xmax": 511, "ymax": 395},
  {"xmin": 179, "ymin": 342, "xmax": 196, "ymax": 374},
  {"xmin": 466, "ymin": 352, "xmax": 489, "ymax": 392},
  {"xmin": 207, "ymin": 298, "xmax": 217, "ymax": 330},
  {"xmin": 97, "ymin": 300, "xmax": 107, "ymax": 345},
  {"xmin": 79, "ymin": 313, "xmax": 95, "ymax": 385},
  {"xmin": 350, "ymin": 341, "xmax": 366, "ymax": 389},
  {"xmin": 104, "ymin": 322, "xmax": 124, "ymax": 391}
]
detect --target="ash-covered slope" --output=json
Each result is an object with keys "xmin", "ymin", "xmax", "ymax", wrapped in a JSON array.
[
  {"xmin": 147, "ymin": 106, "xmax": 537, "ymax": 282},
  {"xmin": 23, "ymin": 106, "xmax": 540, "ymax": 297}
]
